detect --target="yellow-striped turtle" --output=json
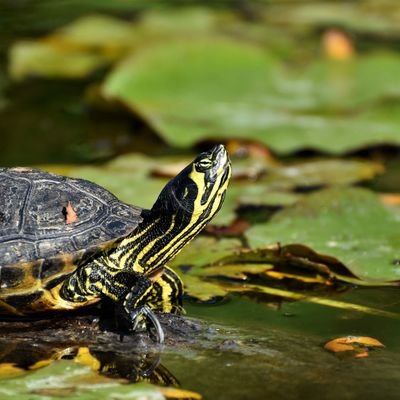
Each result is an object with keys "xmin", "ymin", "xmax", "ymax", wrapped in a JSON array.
[{"xmin": 0, "ymin": 145, "xmax": 231, "ymax": 342}]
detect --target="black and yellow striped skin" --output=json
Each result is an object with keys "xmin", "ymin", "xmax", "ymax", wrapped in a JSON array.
[{"xmin": 58, "ymin": 144, "xmax": 231, "ymax": 330}]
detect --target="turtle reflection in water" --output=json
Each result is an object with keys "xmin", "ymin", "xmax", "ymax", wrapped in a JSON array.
[
  {"xmin": 0, "ymin": 145, "xmax": 231, "ymax": 341},
  {"xmin": 0, "ymin": 340, "xmax": 178, "ymax": 385}
]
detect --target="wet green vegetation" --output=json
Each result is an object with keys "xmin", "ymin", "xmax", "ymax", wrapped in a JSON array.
[{"xmin": 1, "ymin": 1, "xmax": 400, "ymax": 399}]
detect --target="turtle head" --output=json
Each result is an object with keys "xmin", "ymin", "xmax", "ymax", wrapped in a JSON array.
[{"xmin": 151, "ymin": 144, "xmax": 231, "ymax": 222}]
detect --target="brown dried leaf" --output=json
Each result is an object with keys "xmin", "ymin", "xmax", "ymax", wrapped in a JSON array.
[{"xmin": 205, "ymin": 218, "xmax": 250, "ymax": 237}]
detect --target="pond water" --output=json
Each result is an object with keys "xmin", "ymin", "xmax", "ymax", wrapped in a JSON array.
[
  {"xmin": 1, "ymin": 289, "xmax": 399, "ymax": 399},
  {"xmin": 1, "ymin": 2, "xmax": 400, "ymax": 400},
  {"xmin": 174, "ymin": 290, "xmax": 400, "ymax": 400}
]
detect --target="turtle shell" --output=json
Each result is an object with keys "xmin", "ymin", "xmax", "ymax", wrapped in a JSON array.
[{"xmin": 0, "ymin": 167, "xmax": 142, "ymax": 314}]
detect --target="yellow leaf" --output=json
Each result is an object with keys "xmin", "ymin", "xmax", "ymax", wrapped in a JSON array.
[{"xmin": 159, "ymin": 386, "xmax": 202, "ymax": 399}]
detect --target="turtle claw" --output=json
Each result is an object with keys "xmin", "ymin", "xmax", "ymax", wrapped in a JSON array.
[
  {"xmin": 142, "ymin": 306, "xmax": 165, "ymax": 345},
  {"xmin": 129, "ymin": 305, "xmax": 165, "ymax": 345}
]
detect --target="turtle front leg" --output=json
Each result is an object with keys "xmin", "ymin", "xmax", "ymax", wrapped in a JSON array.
[
  {"xmin": 60, "ymin": 264, "xmax": 165, "ymax": 342},
  {"xmin": 119, "ymin": 275, "xmax": 164, "ymax": 343}
]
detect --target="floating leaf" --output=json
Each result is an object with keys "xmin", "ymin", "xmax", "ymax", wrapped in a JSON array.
[
  {"xmin": 171, "ymin": 237, "xmax": 243, "ymax": 269},
  {"xmin": 214, "ymin": 157, "xmax": 382, "ymax": 225},
  {"xmin": 181, "ymin": 274, "xmax": 229, "ymax": 303},
  {"xmin": 299, "ymin": 54, "xmax": 400, "ymax": 111},
  {"xmin": 8, "ymin": 15, "xmax": 138, "ymax": 80},
  {"xmin": 261, "ymin": 159, "xmax": 384, "ymax": 191},
  {"xmin": 9, "ymin": 41, "xmax": 107, "ymax": 80},
  {"xmin": 265, "ymin": 2, "xmax": 400, "ymax": 38},
  {"xmin": 52, "ymin": 14, "xmax": 137, "ymax": 52},
  {"xmin": 324, "ymin": 336, "xmax": 385, "ymax": 357}
]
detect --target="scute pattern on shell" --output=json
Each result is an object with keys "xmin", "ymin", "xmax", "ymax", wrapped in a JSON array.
[{"xmin": 0, "ymin": 167, "xmax": 143, "ymax": 269}]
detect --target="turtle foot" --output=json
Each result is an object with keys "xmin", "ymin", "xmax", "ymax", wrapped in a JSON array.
[{"xmin": 125, "ymin": 305, "xmax": 165, "ymax": 345}]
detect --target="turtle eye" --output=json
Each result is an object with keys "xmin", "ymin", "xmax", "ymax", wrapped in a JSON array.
[{"xmin": 196, "ymin": 158, "xmax": 213, "ymax": 171}]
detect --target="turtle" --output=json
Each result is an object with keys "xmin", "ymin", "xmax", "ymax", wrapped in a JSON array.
[{"xmin": 0, "ymin": 144, "xmax": 231, "ymax": 342}]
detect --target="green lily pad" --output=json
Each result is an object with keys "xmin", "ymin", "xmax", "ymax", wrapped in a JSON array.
[
  {"xmin": 171, "ymin": 237, "xmax": 243, "ymax": 269},
  {"xmin": 53, "ymin": 14, "xmax": 137, "ymax": 50},
  {"xmin": 7, "ymin": 8, "xmax": 224, "ymax": 81},
  {"xmin": 102, "ymin": 38, "xmax": 280, "ymax": 145},
  {"xmin": 9, "ymin": 41, "xmax": 107, "ymax": 80},
  {"xmin": 246, "ymin": 188, "xmax": 400, "ymax": 281},
  {"xmin": 8, "ymin": 14, "xmax": 140, "ymax": 80},
  {"xmin": 213, "ymin": 157, "xmax": 383, "ymax": 225},
  {"xmin": 181, "ymin": 274, "xmax": 230, "ymax": 302},
  {"xmin": 259, "ymin": 102, "xmax": 400, "ymax": 154},
  {"xmin": 262, "ymin": 158, "xmax": 384, "ymax": 191},
  {"xmin": 299, "ymin": 54, "xmax": 400, "ymax": 111},
  {"xmin": 264, "ymin": 2, "xmax": 400, "ymax": 37}
]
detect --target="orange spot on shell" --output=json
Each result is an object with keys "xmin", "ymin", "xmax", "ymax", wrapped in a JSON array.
[{"xmin": 65, "ymin": 202, "xmax": 78, "ymax": 224}]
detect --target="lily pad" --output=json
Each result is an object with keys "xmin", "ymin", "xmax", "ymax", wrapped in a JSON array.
[
  {"xmin": 102, "ymin": 38, "xmax": 280, "ymax": 145},
  {"xmin": 213, "ymin": 157, "xmax": 383, "ymax": 225},
  {"xmin": 9, "ymin": 41, "xmax": 108, "ymax": 80},
  {"xmin": 298, "ymin": 54, "xmax": 400, "ymax": 111},
  {"xmin": 8, "ymin": 8, "xmax": 225, "ymax": 81},
  {"xmin": 171, "ymin": 237, "xmax": 243, "ymax": 269},
  {"xmin": 264, "ymin": 2, "xmax": 400, "ymax": 37},
  {"xmin": 246, "ymin": 187, "xmax": 400, "ymax": 281},
  {"xmin": 262, "ymin": 158, "xmax": 384, "ymax": 190}
]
